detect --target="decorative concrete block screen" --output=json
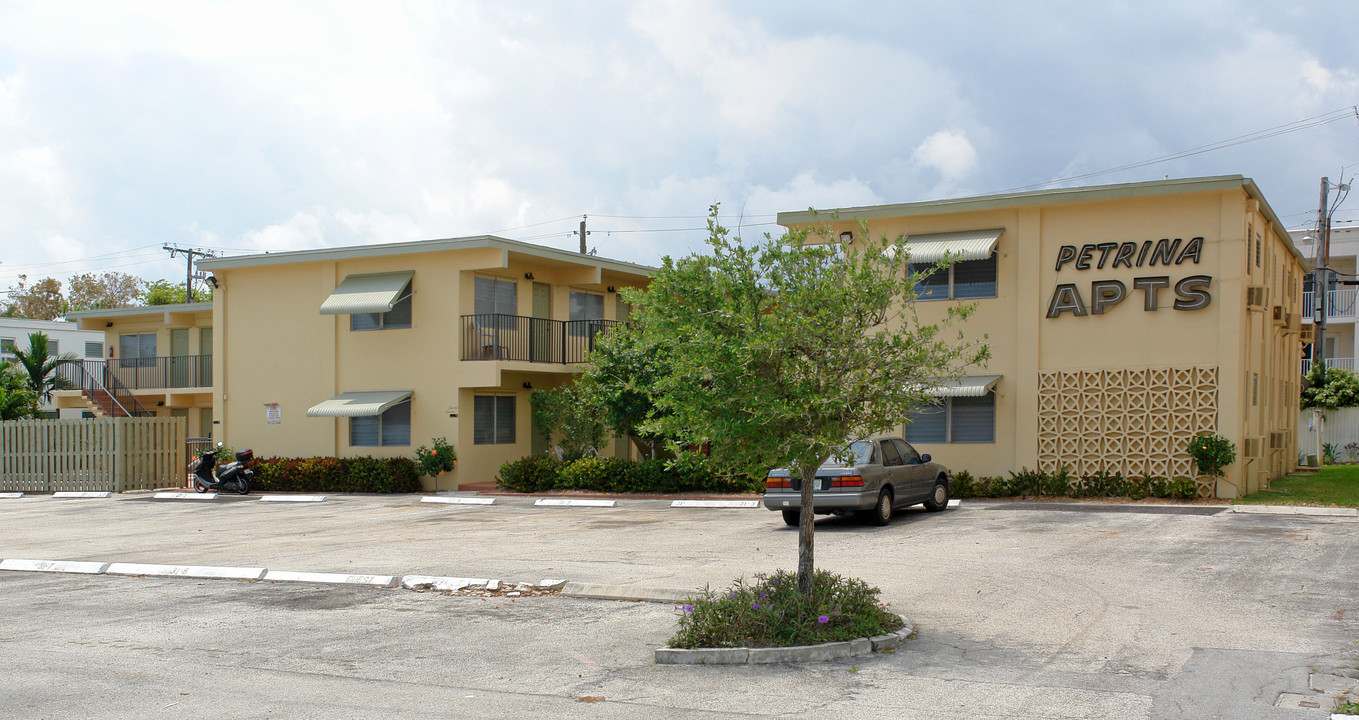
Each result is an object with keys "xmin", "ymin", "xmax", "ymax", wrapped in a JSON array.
[{"xmin": 1037, "ymin": 366, "xmax": 1218, "ymax": 486}]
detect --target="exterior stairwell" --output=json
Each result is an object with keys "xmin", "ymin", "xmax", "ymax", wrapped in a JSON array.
[{"xmin": 81, "ymin": 388, "xmax": 133, "ymax": 417}]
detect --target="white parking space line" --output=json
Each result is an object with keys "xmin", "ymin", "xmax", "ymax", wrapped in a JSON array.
[
  {"xmin": 262, "ymin": 570, "xmax": 397, "ymax": 587},
  {"xmin": 52, "ymin": 491, "xmax": 111, "ymax": 498},
  {"xmin": 154, "ymin": 492, "xmax": 218, "ymax": 500},
  {"xmin": 421, "ymin": 496, "xmax": 496, "ymax": 505},
  {"xmin": 259, "ymin": 495, "xmax": 327, "ymax": 503},
  {"xmin": 0, "ymin": 559, "xmax": 109, "ymax": 574},
  {"xmin": 534, "ymin": 498, "xmax": 617, "ymax": 508},
  {"xmin": 670, "ymin": 500, "xmax": 761, "ymax": 508},
  {"xmin": 105, "ymin": 563, "xmax": 266, "ymax": 580}
]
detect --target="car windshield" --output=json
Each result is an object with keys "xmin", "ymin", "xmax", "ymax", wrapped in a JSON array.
[{"xmin": 822, "ymin": 441, "xmax": 874, "ymax": 468}]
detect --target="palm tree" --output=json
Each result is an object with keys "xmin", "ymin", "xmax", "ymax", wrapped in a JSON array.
[
  {"xmin": 0, "ymin": 361, "xmax": 40, "ymax": 420},
  {"xmin": 11, "ymin": 332, "xmax": 77, "ymax": 404}
]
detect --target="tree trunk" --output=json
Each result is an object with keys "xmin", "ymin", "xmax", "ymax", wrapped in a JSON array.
[{"xmin": 797, "ymin": 464, "xmax": 816, "ymax": 594}]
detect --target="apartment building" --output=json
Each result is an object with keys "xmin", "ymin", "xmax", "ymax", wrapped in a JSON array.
[{"xmin": 780, "ymin": 175, "xmax": 1307, "ymax": 496}]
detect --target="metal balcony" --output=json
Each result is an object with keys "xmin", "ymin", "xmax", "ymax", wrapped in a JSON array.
[{"xmin": 460, "ymin": 314, "xmax": 620, "ymax": 364}]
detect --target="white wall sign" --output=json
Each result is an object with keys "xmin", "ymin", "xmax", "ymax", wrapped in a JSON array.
[{"xmin": 265, "ymin": 403, "xmax": 281, "ymax": 425}]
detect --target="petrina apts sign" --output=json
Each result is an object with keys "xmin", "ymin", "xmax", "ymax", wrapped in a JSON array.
[{"xmin": 1046, "ymin": 237, "xmax": 1211, "ymax": 318}]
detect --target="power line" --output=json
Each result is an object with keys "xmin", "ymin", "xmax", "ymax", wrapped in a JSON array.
[{"xmin": 1002, "ymin": 105, "xmax": 1359, "ymax": 193}]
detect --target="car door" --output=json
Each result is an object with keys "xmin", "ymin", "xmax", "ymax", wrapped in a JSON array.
[
  {"xmin": 893, "ymin": 439, "xmax": 931, "ymax": 502},
  {"xmin": 877, "ymin": 439, "xmax": 904, "ymax": 502}
]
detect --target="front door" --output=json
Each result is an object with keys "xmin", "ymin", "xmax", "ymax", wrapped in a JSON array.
[
  {"xmin": 531, "ymin": 282, "xmax": 552, "ymax": 363},
  {"xmin": 170, "ymin": 329, "xmax": 189, "ymax": 388}
]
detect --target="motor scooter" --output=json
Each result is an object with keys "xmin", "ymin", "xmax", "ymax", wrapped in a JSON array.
[{"xmin": 191, "ymin": 443, "xmax": 254, "ymax": 495}]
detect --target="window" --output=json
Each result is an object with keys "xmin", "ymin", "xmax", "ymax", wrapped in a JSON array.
[
  {"xmin": 119, "ymin": 333, "xmax": 156, "ymax": 368},
  {"xmin": 1, "ymin": 337, "xmax": 15, "ymax": 359},
  {"xmin": 909, "ymin": 254, "xmax": 997, "ymax": 300},
  {"xmin": 85, "ymin": 341, "xmax": 104, "ymax": 358},
  {"xmin": 474, "ymin": 276, "xmax": 517, "ymax": 316},
  {"xmin": 905, "ymin": 394, "xmax": 995, "ymax": 444},
  {"xmin": 350, "ymin": 400, "xmax": 411, "ymax": 447},
  {"xmin": 569, "ymin": 291, "xmax": 604, "ymax": 336},
  {"xmin": 473, "ymin": 395, "xmax": 515, "ymax": 445},
  {"xmin": 352, "ymin": 281, "xmax": 412, "ymax": 331},
  {"xmin": 49, "ymin": 340, "xmax": 59, "ymax": 355}
]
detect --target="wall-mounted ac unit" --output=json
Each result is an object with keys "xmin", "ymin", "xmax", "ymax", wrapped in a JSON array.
[
  {"xmin": 1247, "ymin": 286, "xmax": 1269, "ymax": 310},
  {"xmin": 1272, "ymin": 305, "xmax": 1285, "ymax": 325},
  {"xmin": 1242, "ymin": 436, "xmax": 1265, "ymax": 458},
  {"xmin": 1269, "ymin": 431, "xmax": 1288, "ymax": 449},
  {"xmin": 1301, "ymin": 324, "xmax": 1315, "ymax": 344}
]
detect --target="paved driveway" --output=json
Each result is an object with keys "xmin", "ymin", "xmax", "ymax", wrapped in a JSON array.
[{"xmin": 2, "ymin": 494, "xmax": 1356, "ymax": 718}]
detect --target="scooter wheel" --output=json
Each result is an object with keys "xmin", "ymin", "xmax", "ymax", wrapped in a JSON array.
[
  {"xmin": 237, "ymin": 481, "xmax": 250, "ymax": 496},
  {"xmin": 193, "ymin": 480, "xmax": 207, "ymax": 494}
]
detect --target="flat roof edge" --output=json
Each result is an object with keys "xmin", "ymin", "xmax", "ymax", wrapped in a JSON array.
[
  {"xmin": 776, "ymin": 175, "xmax": 1249, "ymax": 225},
  {"xmin": 198, "ymin": 235, "xmax": 655, "ymax": 275},
  {"xmin": 66, "ymin": 302, "xmax": 213, "ymax": 320}
]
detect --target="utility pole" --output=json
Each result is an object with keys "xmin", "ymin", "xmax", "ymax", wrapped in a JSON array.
[
  {"xmin": 577, "ymin": 215, "xmax": 589, "ymax": 254},
  {"xmin": 1312, "ymin": 177, "xmax": 1330, "ymax": 466},
  {"xmin": 162, "ymin": 245, "xmax": 217, "ymax": 302}
]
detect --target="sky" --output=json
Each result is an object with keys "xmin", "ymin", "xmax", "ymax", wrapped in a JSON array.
[{"xmin": 0, "ymin": 0, "xmax": 1356, "ymax": 292}]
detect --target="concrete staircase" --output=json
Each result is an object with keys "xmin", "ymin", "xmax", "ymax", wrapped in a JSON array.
[{"xmin": 81, "ymin": 389, "xmax": 134, "ymax": 418}]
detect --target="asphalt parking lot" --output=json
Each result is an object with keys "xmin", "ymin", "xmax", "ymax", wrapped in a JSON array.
[{"xmin": 2, "ymin": 493, "xmax": 1357, "ymax": 719}]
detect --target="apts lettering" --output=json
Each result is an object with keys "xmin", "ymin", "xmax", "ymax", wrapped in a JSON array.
[{"xmin": 1047, "ymin": 237, "xmax": 1211, "ymax": 319}]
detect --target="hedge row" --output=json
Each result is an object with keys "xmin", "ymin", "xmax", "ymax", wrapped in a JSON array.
[
  {"xmin": 497, "ymin": 456, "xmax": 761, "ymax": 494},
  {"xmin": 952, "ymin": 468, "xmax": 1199, "ymax": 500},
  {"xmin": 251, "ymin": 456, "xmax": 421, "ymax": 493}
]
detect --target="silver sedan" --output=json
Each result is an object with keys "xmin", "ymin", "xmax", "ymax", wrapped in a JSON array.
[{"xmin": 762, "ymin": 438, "xmax": 951, "ymax": 526}]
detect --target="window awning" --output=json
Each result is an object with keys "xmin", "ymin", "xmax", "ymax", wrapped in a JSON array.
[
  {"xmin": 306, "ymin": 391, "xmax": 412, "ymax": 418},
  {"xmin": 896, "ymin": 228, "xmax": 1003, "ymax": 264},
  {"xmin": 319, "ymin": 271, "xmax": 413, "ymax": 315},
  {"xmin": 926, "ymin": 375, "xmax": 1001, "ymax": 397}
]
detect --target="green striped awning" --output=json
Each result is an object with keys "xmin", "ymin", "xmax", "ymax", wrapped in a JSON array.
[
  {"xmin": 896, "ymin": 228, "xmax": 1003, "ymax": 264},
  {"xmin": 319, "ymin": 271, "xmax": 413, "ymax": 315},
  {"xmin": 926, "ymin": 375, "xmax": 1002, "ymax": 397}
]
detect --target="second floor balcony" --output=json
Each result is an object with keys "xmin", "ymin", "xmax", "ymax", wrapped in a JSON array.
[
  {"xmin": 56, "ymin": 355, "xmax": 212, "ymax": 391},
  {"xmin": 461, "ymin": 314, "xmax": 621, "ymax": 364},
  {"xmin": 1302, "ymin": 288, "xmax": 1358, "ymax": 322}
]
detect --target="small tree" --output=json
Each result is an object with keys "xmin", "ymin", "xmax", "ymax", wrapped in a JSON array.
[
  {"xmin": 1187, "ymin": 433, "xmax": 1236, "ymax": 477},
  {"xmin": 0, "ymin": 361, "xmax": 41, "ymax": 420},
  {"xmin": 1301, "ymin": 364, "xmax": 1359, "ymax": 410},
  {"xmin": 67, "ymin": 272, "xmax": 144, "ymax": 311},
  {"xmin": 11, "ymin": 332, "xmax": 77, "ymax": 404},
  {"xmin": 144, "ymin": 279, "xmax": 212, "ymax": 306},
  {"xmin": 634, "ymin": 208, "xmax": 987, "ymax": 593},
  {"xmin": 2, "ymin": 275, "xmax": 65, "ymax": 320},
  {"xmin": 530, "ymin": 383, "xmax": 607, "ymax": 461},
  {"xmin": 579, "ymin": 324, "xmax": 674, "ymax": 459}
]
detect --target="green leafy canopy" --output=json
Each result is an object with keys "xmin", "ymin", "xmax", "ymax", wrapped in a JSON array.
[{"xmin": 637, "ymin": 207, "xmax": 990, "ymax": 481}]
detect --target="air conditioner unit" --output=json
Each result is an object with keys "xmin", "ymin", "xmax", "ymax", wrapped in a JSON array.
[
  {"xmin": 1286, "ymin": 312, "xmax": 1299, "ymax": 333},
  {"xmin": 1242, "ymin": 436, "xmax": 1264, "ymax": 458},
  {"xmin": 1301, "ymin": 324, "xmax": 1315, "ymax": 344},
  {"xmin": 1272, "ymin": 305, "xmax": 1285, "ymax": 325},
  {"xmin": 1269, "ymin": 431, "xmax": 1288, "ymax": 450},
  {"xmin": 1246, "ymin": 286, "xmax": 1268, "ymax": 310}
]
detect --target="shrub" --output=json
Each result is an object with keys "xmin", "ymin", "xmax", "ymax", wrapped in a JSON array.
[
  {"xmin": 1187, "ymin": 433, "xmax": 1236, "ymax": 476},
  {"xmin": 414, "ymin": 437, "xmax": 457, "ymax": 477},
  {"xmin": 1169, "ymin": 476, "xmax": 1199, "ymax": 499},
  {"xmin": 251, "ymin": 456, "xmax": 419, "ymax": 493},
  {"xmin": 1040, "ymin": 466, "xmax": 1072, "ymax": 496},
  {"xmin": 668, "ymin": 570, "xmax": 904, "ymax": 649},
  {"xmin": 1075, "ymin": 470, "xmax": 1127, "ymax": 498},
  {"xmin": 497, "ymin": 456, "xmax": 563, "ymax": 493},
  {"xmin": 1005, "ymin": 467, "xmax": 1043, "ymax": 497}
]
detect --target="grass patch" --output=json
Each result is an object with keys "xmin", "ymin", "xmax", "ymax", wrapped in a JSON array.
[
  {"xmin": 668, "ymin": 570, "xmax": 903, "ymax": 649},
  {"xmin": 1337, "ymin": 696, "xmax": 1359, "ymax": 715},
  {"xmin": 1236, "ymin": 465, "xmax": 1359, "ymax": 507}
]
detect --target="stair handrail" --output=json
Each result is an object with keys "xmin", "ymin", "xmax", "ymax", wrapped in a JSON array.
[{"xmin": 60, "ymin": 360, "xmax": 153, "ymax": 417}]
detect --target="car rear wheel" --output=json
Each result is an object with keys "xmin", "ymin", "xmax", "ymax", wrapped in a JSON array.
[
  {"xmin": 924, "ymin": 479, "xmax": 949, "ymax": 512},
  {"xmin": 781, "ymin": 509, "xmax": 800, "ymax": 527},
  {"xmin": 869, "ymin": 489, "xmax": 893, "ymax": 526}
]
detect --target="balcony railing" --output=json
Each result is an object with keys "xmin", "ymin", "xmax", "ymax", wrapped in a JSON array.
[
  {"xmin": 460, "ymin": 314, "xmax": 620, "ymax": 364},
  {"xmin": 1301, "ymin": 357, "xmax": 1355, "ymax": 375},
  {"xmin": 1302, "ymin": 288, "xmax": 1358, "ymax": 320},
  {"xmin": 56, "ymin": 355, "xmax": 213, "ymax": 391}
]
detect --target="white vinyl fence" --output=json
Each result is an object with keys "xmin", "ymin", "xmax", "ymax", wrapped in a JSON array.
[
  {"xmin": 1297, "ymin": 407, "xmax": 1359, "ymax": 464},
  {"xmin": 0, "ymin": 417, "xmax": 187, "ymax": 493}
]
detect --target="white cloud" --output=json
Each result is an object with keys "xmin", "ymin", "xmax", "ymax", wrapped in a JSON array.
[{"xmin": 912, "ymin": 130, "xmax": 978, "ymax": 182}]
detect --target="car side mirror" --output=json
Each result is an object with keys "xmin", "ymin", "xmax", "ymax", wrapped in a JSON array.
[{"xmin": 920, "ymin": 454, "xmax": 931, "ymax": 463}]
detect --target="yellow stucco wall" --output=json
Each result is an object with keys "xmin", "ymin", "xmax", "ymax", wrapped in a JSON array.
[
  {"xmin": 209, "ymin": 243, "xmax": 648, "ymax": 490},
  {"xmin": 792, "ymin": 180, "xmax": 1304, "ymax": 497}
]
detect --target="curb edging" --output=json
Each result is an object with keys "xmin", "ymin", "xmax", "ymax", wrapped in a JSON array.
[{"xmin": 655, "ymin": 618, "xmax": 913, "ymax": 664}]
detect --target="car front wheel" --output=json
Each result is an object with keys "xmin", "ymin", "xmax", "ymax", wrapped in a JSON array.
[
  {"xmin": 781, "ymin": 509, "xmax": 800, "ymax": 527},
  {"xmin": 924, "ymin": 480, "xmax": 949, "ymax": 512}
]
